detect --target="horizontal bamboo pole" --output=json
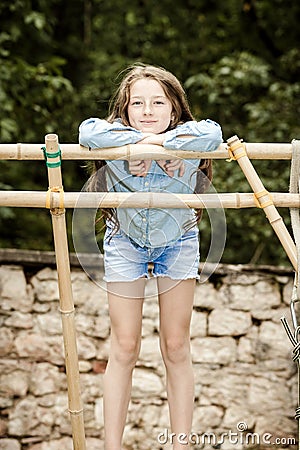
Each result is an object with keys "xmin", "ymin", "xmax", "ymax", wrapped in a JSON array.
[
  {"xmin": 0, "ymin": 142, "xmax": 294, "ymax": 160},
  {"xmin": 1, "ymin": 190, "xmax": 300, "ymax": 209}
]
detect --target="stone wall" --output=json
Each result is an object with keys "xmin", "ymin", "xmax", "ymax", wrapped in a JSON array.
[{"xmin": 0, "ymin": 258, "xmax": 298, "ymax": 450}]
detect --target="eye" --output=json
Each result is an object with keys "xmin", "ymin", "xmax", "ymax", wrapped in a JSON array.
[
  {"xmin": 131, "ymin": 100, "xmax": 143, "ymax": 106},
  {"xmin": 154, "ymin": 100, "xmax": 165, "ymax": 105}
]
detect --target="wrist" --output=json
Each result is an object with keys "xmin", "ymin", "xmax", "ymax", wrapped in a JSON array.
[
  {"xmin": 139, "ymin": 134, "xmax": 164, "ymax": 145},
  {"xmin": 149, "ymin": 134, "xmax": 165, "ymax": 145}
]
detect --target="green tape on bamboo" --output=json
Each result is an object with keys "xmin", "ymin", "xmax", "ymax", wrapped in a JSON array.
[{"xmin": 41, "ymin": 146, "xmax": 62, "ymax": 168}]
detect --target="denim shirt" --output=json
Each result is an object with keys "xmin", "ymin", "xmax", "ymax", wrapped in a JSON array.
[{"xmin": 79, "ymin": 118, "xmax": 223, "ymax": 247}]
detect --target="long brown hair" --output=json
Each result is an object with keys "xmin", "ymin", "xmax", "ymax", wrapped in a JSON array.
[{"xmin": 88, "ymin": 64, "xmax": 212, "ymax": 228}]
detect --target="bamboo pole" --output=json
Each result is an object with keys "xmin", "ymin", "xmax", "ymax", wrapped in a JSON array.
[
  {"xmin": 1, "ymin": 190, "xmax": 300, "ymax": 209},
  {"xmin": 44, "ymin": 134, "xmax": 86, "ymax": 450},
  {"xmin": 227, "ymin": 135, "xmax": 297, "ymax": 271},
  {"xmin": 0, "ymin": 142, "xmax": 294, "ymax": 160}
]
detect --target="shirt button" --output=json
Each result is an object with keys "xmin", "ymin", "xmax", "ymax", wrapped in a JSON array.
[{"xmin": 142, "ymin": 218, "xmax": 146, "ymax": 222}]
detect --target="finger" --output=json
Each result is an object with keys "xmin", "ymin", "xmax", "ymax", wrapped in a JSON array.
[
  {"xmin": 166, "ymin": 170, "xmax": 175, "ymax": 178},
  {"xmin": 129, "ymin": 161, "xmax": 145, "ymax": 175},
  {"xmin": 141, "ymin": 159, "xmax": 152, "ymax": 176},
  {"xmin": 136, "ymin": 160, "xmax": 152, "ymax": 177},
  {"xmin": 165, "ymin": 159, "xmax": 179, "ymax": 169},
  {"xmin": 129, "ymin": 160, "xmax": 143, "ymax": 168},
  {"xmin": 179, "ymin": 162, "xmax": 185, "ymax": 177},
  {"xmin": 165, "ymin": 160, "xmax": 185, "ymax": 177},
  {"xmin": 129, "ymin": 167, "xmax": 144, "ymax": 175}
]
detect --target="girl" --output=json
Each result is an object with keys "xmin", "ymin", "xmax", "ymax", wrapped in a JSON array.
[{"xmin": 79, "ymin": 64, "xmax": 222, "ymax": 450}]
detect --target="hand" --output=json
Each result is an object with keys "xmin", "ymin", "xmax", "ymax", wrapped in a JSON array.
[
  {"xmin": 157, "ymin": 159, "xmax": 185, "ymax": 177},
  {"xmin": 128, "ymin": 159, "xmax": 152, "ymax": 177},
  {"xmin": 128, "ymin": 134, "xmax": 164, "ymax": 177}
]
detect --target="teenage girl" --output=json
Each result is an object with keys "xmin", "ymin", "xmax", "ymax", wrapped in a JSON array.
[{"xmin": 79, "ymin": 64, "xmax": 222, "ymax": 450}]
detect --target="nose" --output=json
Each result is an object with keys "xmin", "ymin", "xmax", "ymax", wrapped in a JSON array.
[{"xmin": 143, "ymin": 101, "xmax": 153, "ymax": 115}]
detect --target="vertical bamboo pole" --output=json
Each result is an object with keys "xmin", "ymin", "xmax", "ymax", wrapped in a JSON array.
[
  {"xmin": 227, "ymin": 135, "xmax": 297, "ymax": 271},
  {"xmin": 44, "ymin": 134, "xmax": 86, "ymax": 450}
]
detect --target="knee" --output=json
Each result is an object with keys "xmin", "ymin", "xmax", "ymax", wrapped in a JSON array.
[
  {"xmin": 160, "ymin": 336, "xmax": 191, "ymax": 366},
  {"xmin": 112, "ymin": 336, "xmax": 141, "ymax": 368}
]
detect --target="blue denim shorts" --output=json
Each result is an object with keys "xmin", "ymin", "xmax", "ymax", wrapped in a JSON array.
[{"xmin": 103, "ymin": 228, "xmax": 200, "ymax": 282}]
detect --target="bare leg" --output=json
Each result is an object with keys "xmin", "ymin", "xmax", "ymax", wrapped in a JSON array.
[
  {"xmin": 158, "ymin": 278, "xmax": 195, "ymax": 450},
  {"xmin": 103, "ymin": 279, "xmax": 146, "ymax": 450}
]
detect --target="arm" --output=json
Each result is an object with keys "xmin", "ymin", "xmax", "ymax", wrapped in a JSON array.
[
  {"xmin": 163, "ymin": 119, "xmax": 223, "ymax": 152},
  {"xmin": 79, "ymin": 118, "xmax": 144, "ymax": 148},
  {"xmin": 135, "ymin": 120, "xmax": 222, "ymax": 176},
  {"xmin": 79, "ymin": 118, "xmax": 155, "ymax": 177}
]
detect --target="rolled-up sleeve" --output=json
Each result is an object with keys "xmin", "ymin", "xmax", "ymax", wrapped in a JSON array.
[
  {"xmin": 79, "ymin": 118, "xmax": 144, "ymax": 149},
  {"xmin": 163, "ymin": 120, "xmax": 223, "ymax": 152}
]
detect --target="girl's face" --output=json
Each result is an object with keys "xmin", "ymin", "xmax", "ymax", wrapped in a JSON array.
[{"xmin": 127, "ymin": 78, "xmax": 173, "ymax": 134}]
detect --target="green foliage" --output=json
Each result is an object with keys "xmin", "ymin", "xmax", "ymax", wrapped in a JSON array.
[
  {"xmin": 1, "ymin": 0, "xmax": 300, "ymax": 266},
  {"xmin": 0, "ymin": 57, "xmax": 74, "ymax": 142}
]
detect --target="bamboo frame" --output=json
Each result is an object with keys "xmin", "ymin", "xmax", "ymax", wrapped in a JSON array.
[
  {"xmin": 1, "ymin": 190, "xmax": 300, "ymax": 209},
  {"xmin": 1, "ymin": 134, "xmax": 299, "ymax": 450},
  {"xmin": 0, "ymin": 142, "xmax": 294, "ymax": 160},
  {"xmin": 44, "ymin": 134, "xmax": 86, "ymax": 450},
  {"xmin": 227, "ymin": 135, "xmax": 297, "ymax": 271}
]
